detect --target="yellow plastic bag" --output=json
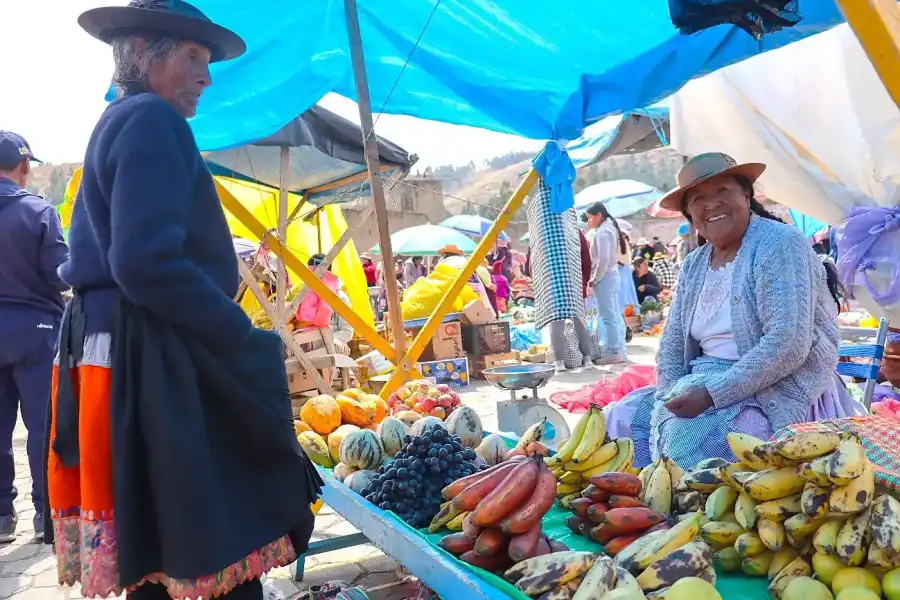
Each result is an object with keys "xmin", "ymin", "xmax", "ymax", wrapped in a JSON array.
[{"xmin": 400, "ymin": 263, "xmax": 479, "ymax": 320}]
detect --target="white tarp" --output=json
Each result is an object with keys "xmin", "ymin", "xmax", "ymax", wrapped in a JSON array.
[{"xmin": 669, "ymin": 20, "xmax": 900, "ymax": 321}]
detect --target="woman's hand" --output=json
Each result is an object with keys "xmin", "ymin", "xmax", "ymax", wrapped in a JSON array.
[{"xmin": 664, "ymin": 387, "xmax": 714, "ymax": 418}]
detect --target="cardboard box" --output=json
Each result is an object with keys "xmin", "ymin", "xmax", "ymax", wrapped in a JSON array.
[
  {"xmin": 418, "ymin": 320, "xmax": 465, "ymax": 361},
  {"xmin": 416, "ymin": 357, "xmax": 469, "ymax": 388},
  {"xmin": 470, "ymin": 352, "xmax": 520, "ymax": 379},
  {"xmin": 460, "ymin": 300, "xmax": 495, "ymax": 326},
  {"xmin": 356, "ymin": 349, "xmax": 395, "ymax": 382}
]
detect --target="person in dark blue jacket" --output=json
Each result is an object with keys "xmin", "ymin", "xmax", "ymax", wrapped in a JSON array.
[
  {"xmin": 0, "ymin": 131, "xmax": 68, "ymax": 542},
  {"xmin": 45, "ymin": 2, "xmax": 321, "ymax": 600}
]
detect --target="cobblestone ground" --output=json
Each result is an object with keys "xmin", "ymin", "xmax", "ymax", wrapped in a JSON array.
[{"xmin": 0, "ymin": 336, "xmax": 659, "ymax": 600}]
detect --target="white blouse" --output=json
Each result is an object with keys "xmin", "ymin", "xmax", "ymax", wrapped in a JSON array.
[{"xmin": 690, "ymin": 260, "xmax": 740, "ymax": 361}]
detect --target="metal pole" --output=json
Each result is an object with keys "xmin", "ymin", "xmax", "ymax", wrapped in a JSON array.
[
  {"xmin": 276, "ymin": 145, "xmax": 290, "ymax": 345},
  {"xmin": 344, "ymin": 0, "xmax": 406, "ymax": 357}
]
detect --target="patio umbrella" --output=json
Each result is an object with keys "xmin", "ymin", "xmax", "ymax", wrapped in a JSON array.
[
  {"xmin": 574, "ymin": 179, "xmax": 663, "ymax": 219},
  {"xmin": 439, "ymin": 214, "xmax": 510, "ymax": 241},
  {"xmin": 370, "ymin": 224, "xmax": 477, "ymax": 257}
]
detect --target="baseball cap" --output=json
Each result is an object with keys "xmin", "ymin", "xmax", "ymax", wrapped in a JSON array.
[{"xmin": 0, "ymin": 132, "xmax": 42, "ymax": 169}]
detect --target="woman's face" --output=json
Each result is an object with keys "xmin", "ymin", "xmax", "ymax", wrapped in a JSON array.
[
  {"xmin": 148, "ymin": 40, "xmax": 212, "ymax": 118},
  {"xmin": 587, "ymin": 213, "xmax": 603, "ymax": 228},
  {"xmin": 684, "ymin": 174, "xmax": 751, "ymax": 249}
]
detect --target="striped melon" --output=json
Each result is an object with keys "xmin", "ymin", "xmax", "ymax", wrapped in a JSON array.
[
  {"xmin": 333, "ymin": 462, "xmax": 355, "ymax": 482},
  {"xmin": 339, "ymin": 429, "xmax": 383, "ymax": 470},
  {"xmin": 327, "ymin": 424, "xmax": 360, "ymax": 463},
  {"xmin": 378, "ymin": 417, "xmax": 409, "ymax": 457},
  {"xmin": 444, "ymin": 406, "xmax": 483, "ymax": 448},
  {"xmin": 344, "ymin": 470, "xmax": 377, "ymax": 494},
  {"xmin": 411, "ymin": 416, "xmax": 446, "ymax": 437}
]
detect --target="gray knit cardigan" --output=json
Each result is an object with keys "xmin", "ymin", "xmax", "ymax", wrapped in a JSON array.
[{"xmin": 656, "ymin": 216, "xmax": 839, "ymax": 431}]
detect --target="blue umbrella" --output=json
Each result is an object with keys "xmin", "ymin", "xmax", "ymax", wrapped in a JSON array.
[
  {"xmin": 440, "ymin": 215, "xmax": 510, "ymax": 241},
  {"xmin": 574, "ymin": 179, "xmax": 663, "ymax": 219}
]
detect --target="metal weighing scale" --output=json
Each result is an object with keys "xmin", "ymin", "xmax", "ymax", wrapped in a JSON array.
[{"xmin": 482, "ymin": 363, "xmax": 571, "ymax": 448}]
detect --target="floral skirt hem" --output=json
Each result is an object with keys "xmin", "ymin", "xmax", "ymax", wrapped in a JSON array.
[{"xmin": 53, "ymin": 514, "xmax": 296, "ymax": 600}]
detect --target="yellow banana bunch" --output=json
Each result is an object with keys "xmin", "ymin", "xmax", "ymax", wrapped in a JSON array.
[
  {"xmin": 768, "ymin": 556, "xmax": 811, "ymax": 599},
  {"xmin": 824, "ymin": 436, "xmax": 866, "ymax": 485},
  {"xmin": 549, "ymin": 406, "xmax": 595, "ymax": 466},
  {"xmin": 774, "ymin": 432, "xmax": 842, "ymax": 461},
  {"xmin": 812, "ymin": 519, "xmax": 844, "ymax": 555},
  {"xmin": 755, "ymin": 494, "xmax": 802, "ymax": 522},
  {"xmin": 644, "ymin": 459, "xmax": 673, "ymax": 517},
  {"xmin": 735, "ymin": 531, "xmax": 768, "ymax": 558},
  {"xmin": 636, "ymin": 540, "xmax": 714, "ymax": 592},
  {"xmin": 705, "ymin": 486, "xmax": 738, "ymax": 521},
  {"xmin": 836, "ymin": 507, "xmax": 872, "ymax": 567},
  {"xmin": 740, "ymin": 467, "xmax": 807, "ymax": 502},
  {"xmin": 830, "ymin": 460, "xmax": 875, "ymax": 515},
  {"xmin": 757, "ymin": 518, "xmax": 785, "ymax": 551},
  {"xmin": 504, "ymin": 551, "xmax": 598, "ymax": 597},
  {"xmin": 571, "ymin": 408, "xmax": 607, "ymax": 463},
  {"xmin": 632, "ymin": 512, "xmax": 704, "ymax": 572},
  {"xmin": 742, "ymin": 551, "xmax": 775, "ymax": 576},
  {"xmin": 869, "ymin": 493, "xmax": 900, "ymax": 556}
]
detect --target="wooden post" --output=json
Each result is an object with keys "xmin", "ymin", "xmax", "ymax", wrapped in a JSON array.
[
  {"xmin": 344, "ymin": 0, "xmax": 406, "ymax": 358},
  {"xmin": 381, "ymin": 169, "xmax": 540, "ymax": 398},
  {"xmin": 276, "ymin": 145, "xmax": 290, "ymax": 341}
]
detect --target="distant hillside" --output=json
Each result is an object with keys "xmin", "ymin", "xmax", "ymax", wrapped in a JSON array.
[{"xmin": 27, "ymin": 163, "xmax": 80, "ymax": 206}]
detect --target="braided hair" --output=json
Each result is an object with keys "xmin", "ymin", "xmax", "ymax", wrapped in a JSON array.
[{"xmin": 681, "ymin": 175, "xmax": 842, "ymax": 308}]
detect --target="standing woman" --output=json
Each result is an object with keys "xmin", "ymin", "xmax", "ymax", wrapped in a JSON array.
[
  {"xmin": 585, "ymin": 202, "xmax": 627, "ymax": 364},
  {"xmin": 46, "ymin": 3, "xmax": 322, "ymax": 599}
]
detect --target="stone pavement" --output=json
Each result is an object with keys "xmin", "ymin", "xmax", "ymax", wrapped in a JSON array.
[{"xmin": 0, "ymin": 336, "xmax": 659, "ymax": 600}]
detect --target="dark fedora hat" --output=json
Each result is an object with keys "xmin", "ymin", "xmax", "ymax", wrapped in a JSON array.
[{"xmin": 78, "ymin": 0, "xmax": 246, "ymax": 63}]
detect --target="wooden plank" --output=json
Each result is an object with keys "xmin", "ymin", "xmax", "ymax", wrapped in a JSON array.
[
  {"xmin": 380, "ymin": 168, "xmax": 540, "ymax": 398},
  {"xmin": 237, "ymin": 258, "xmax": 332, "ymax": 395},
  {"xmin": 836, "ymin": 0, "xmax": 900, "ymax": 107},
  {"xmin": 218, "ymin": 179, "xmax": 398, "ymax": 362},
  {"xmin": 343, "ymin": 0, "xmax": 406, "ymax": 358}
]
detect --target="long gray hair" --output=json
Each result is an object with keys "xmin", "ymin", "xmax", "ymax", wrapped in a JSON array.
[{"xmin": 111, "ymin": 35, "xmax": 180, "ymax": 96}]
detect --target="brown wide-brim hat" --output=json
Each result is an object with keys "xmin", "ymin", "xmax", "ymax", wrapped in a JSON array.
[
  {"xmin": 657, "ymin": 152, "xmax": 766, "ymax": 213},
  {"xmin": 78, "ymin": 0, "xmax": 246, "ymax": 63},
  {"xmin": 438, "ymin": 244, "xmax": 463, "ymax": 256}
]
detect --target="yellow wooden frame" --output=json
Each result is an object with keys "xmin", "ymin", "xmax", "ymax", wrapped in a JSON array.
[{"xmin": 379, "ymin": 168, "xmax": 540, "ymax": 398}]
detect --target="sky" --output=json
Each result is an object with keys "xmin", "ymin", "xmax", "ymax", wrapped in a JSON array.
[{"xmin": 1, "ymin": 1, "xmax": 542, "ymax": 169}]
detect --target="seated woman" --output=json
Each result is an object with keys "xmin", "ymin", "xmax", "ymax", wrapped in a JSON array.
[
  {"xmin": 606, "ymin": 153, "xmax": 865, "ymax": 468},
  {"xmin": 304, "ymin": 253, "xmax": 354, "ymax": 355}
]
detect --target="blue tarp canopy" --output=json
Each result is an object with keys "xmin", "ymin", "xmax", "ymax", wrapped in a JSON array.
[
  {"xmin": 179, "ymin": 1, "xmax": 845, "ymax": 152},
  {"xmin": 789, "ymin": 209, "xmax": 828, "ymax": 238},
  {"xmin": 574, "ymin": 179, "xmax": 663, "ymax": 219}
]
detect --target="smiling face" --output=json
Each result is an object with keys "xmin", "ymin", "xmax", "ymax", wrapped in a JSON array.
[
  {"xmin": 147, "ymin": 40, "xmax": 212, "ymax": 117},
  {"xmin": 684, "ymin": 174, "xmax": 751, "ymax": 250}
]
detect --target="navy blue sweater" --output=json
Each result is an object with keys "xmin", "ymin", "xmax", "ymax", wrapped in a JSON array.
[
  {"xmin": 60, "ymin": 93, "xmax": 252, "ymax": 347},
  {"xmin": 0, "ymin": 177, "xmax": 68, "ymax": 317}
]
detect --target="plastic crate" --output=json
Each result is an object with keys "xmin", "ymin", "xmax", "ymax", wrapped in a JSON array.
[{"xmin": 461, "ymin": 322, "xmax": 511, "ymax": 355}]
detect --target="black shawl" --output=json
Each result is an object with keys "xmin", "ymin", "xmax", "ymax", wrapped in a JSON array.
[{"xmin": 49, "ymin": 296, "xmax": 323, "ymax": 585}]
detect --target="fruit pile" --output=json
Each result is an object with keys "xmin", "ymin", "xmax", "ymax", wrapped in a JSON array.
[
  {"xmin": 547, "ymin": 406, "xmax": 636, "ymax": 504},
  {"xmin": 563, "ymin": 473, "xmax": 671, "ymax": 554},
  {"xmin": 387, "ymin": 379, "xmax": 463, "ymax": 421},
  {"xmin": 498, "ymin": 549, "xmax": 723, "ymax": 600},
  {"xmin": 435, "ymin": 454, "xmax": 563, "ymax": 570},
  {"xmin": 636, "ymin": 456, "xmax": 687, "ymax": 518},
  {"xmin": 680, "ymin": 431, "xmax": 900, "ymax": 600},
  {"xmin": 359, "ymin": 421, "xmax": 485, "ymax": 528}
]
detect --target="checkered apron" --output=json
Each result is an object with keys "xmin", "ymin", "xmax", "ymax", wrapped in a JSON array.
[{"xmin": 527, "ymin": 181, "xmax": 585, "ymax": 331}]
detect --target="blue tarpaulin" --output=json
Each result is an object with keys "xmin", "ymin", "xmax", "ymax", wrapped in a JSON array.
[
  {"xmin": 789, "ymin": 208, "xmax": 828, "ymax": 238},
  {"xmin": 167, "ymin": 1, "xmax": 845, "ymax": 151}
]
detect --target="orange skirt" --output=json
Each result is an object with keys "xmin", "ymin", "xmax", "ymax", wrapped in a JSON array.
[{"xmin": 47, "ymin": 333, "xmax": 296, "ymax": 599}]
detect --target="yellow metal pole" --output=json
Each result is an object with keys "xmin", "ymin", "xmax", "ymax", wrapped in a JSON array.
[
  {"xmin": 835, "ymin": 0, "xmax": 900, "ymax": 106},
  {"xmin": 217, "ymin": 180, "xmax": 398, "ymax": 362},
  {"xmin": 380, "ymin": 168, "xmax": 540, "ymax": 398}
]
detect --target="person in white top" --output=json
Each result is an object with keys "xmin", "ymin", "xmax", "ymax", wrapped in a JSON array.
[{"xmin": 585, "ymin": 202, "xmax": 627, "ymax": 364}]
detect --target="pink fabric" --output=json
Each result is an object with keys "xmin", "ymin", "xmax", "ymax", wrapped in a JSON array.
[
  {"xmin": 493, "ymin": 274, "xmax": 510, "ymax": 301},
  {"xmin": 873, "ymin": 399, "xmax": 900, "ymax": 421},
  {"xmin": 550, "ymin": 365, "xmax": 657, "ymax": 413},
  {"xmin": 296, "ymin": 271, "xmax": 339, "ymax": 328}
]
